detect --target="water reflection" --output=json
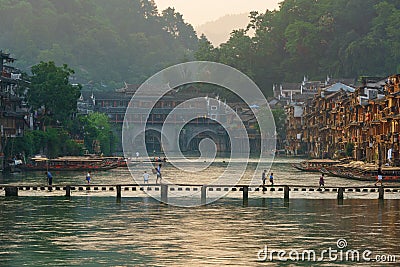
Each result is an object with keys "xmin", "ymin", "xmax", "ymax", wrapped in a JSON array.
[
  {"xmin": 1, "ymin": 158, "xmax": 399, "ymax": 266},
  {"xmin": 0, "ymin": 197, "xmax": 399, "ymax": 266}
]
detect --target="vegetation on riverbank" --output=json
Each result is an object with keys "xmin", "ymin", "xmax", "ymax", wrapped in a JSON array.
[{"xmin": 4, "ymin": 61, "xmax": 114, "ymax": 160}]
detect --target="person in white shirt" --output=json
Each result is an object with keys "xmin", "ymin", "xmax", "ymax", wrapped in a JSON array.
[
  {"xmin": 86, "ymin": 171, "xmax": 91, "ymax": 184},
  {"xmin": 143, "ymin": 171, "xmax": 149, "ymax": 184}
]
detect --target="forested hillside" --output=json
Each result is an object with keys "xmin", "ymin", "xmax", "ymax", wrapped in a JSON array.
[
  {"xmin": 1, "ymin": 0, "xmax": 400, "ymax": 96},
  {"xmin": 0, "ymin": 0, "xmax": 198, "ymax": 88},
  {"xmin": 196, "ymin": 0, "xmax": 400, "ymax": 96}
]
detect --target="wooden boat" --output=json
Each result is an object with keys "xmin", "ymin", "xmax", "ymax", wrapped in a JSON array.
[
  {"xmin": 151, "ymin": 157, "xmax": 167, "ymax": 163},
  {"xmin": 117, "ymin": 158, "xmax": 128, "ymax": 167},
  {"xmin": 101, "ymin": 156, "xmax": 128, "ymax": 167},
  {"xmin": 291, "ymin": 159, "xmax": 341, "ymax": 172},
  {"xmin": 19, "ymin": 156, "xmax": 118, "ymax": 171},
  {"xmin": 325, "ymin": 163, "xmax": 400, "ymax": 182}
]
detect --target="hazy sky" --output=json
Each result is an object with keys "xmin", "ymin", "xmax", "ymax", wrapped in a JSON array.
[{"xmin": 154, "ymin": 0, "xmax": 281, "ymax": 26}]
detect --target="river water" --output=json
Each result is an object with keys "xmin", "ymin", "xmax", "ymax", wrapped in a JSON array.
[{"xmin": 1, "ymin": 157, "xmax": 399, "ymax": 266}]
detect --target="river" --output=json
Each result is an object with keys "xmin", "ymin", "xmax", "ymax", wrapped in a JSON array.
[{"xmin": 1, "ymin": 157, "xmax": 399, "ymax": 266}]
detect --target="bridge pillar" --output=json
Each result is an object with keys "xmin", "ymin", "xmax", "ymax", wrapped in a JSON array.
[
  {"xmin": 161, "ymin": 184, "xmax": 168, "ymax": 203},
  {"xmin": 378, "ymin": 186, "xmax": 384, "ymax": 199},
  {"xmin": 243, "ymin": 186, "xmax": 249, "ymax": 206},
  {"xmin": 201, "ymin": 186, "xmax": 207, "ymax": 205},
  {"xmin": 337, "ymin": 187, "xmax": 344, "ymax": 199},
  {"xmin": 65, "ymin": 185, "xmax": 71, "ymax": 197},
  {"xmin": 116, "ymin": 185, "xmax": 122, "ymax": 199},
  {"xmin": 5, "ymin": 186, "xmax": 18, "ymax": 197},
  {"xmin": 284, "ymin": 185, "xmax": 290, "ymax": 199}
]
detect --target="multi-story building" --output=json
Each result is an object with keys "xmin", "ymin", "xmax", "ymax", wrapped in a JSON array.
[
  {"xmin": 0, "ymin": 51, "xmax": 29, "ymax": 169},
  {"xmin": 78, "ymin": 83, "xmax": 262, "ymax": 154},
  {"xmin": 285, "ymin": 82, "xmax": 356, "ymax": 156},
  {"xmin": 286, "ymin": 74, "xmax": 400, "ymax": 166}
]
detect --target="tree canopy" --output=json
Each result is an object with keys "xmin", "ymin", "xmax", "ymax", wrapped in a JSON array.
[
  {"xmin": 80, "ymin": 113, "xmax": 114, "ymax": 156},
  {"xmin": 195, "ymin": 0, "xmax": 400, "ymax": 96},
  {"xmin": 0, "ymin": 0, "xmax": 199, "ymax": 87},
  {"xmin": 2, "ymin": 0, "xmax": 400, "ymax": 97},
  {"xmin": 28, "ymin": 61, "xmax": 81, "ymax": 125}
]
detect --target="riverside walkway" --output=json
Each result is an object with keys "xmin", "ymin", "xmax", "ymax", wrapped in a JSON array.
[{"xmin": 2, "ymin": 184, "xmax": 400, "ymax": 204}]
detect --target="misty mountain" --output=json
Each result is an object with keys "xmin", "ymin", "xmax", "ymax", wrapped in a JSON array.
[{"xmin": 196, "ymin": 13, "xmax": 250, "ymax": 46}]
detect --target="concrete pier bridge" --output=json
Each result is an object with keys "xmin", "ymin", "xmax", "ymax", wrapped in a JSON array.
[{"xmin": 2, "ymin": 184, "xmax": 400, "ymax": 205}]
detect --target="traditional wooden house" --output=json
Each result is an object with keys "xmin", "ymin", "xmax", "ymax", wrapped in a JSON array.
[
  {"xmin": 371, "ymin": 74, "xmax": 400, "ymax": 166},
  {"xmin": 286, "ymin": 74, "xmax": 400, "ymax": 166},
  {"xmin": 285, "ymin": 103, "xmax": 304, "ymax": 155},
  {"xmin": 286, "ymin": 81, "xmax": 356, "ymax": 158},
  {"xmin": 0, "ymin": 51, "xmax": 29, "ymax": 169},
  {"xmin": 348, "ymin": 77, "xmax": 386, "ymax": 162}
]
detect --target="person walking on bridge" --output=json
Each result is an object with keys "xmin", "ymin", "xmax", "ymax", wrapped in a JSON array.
[
  {"xmin": 319, "ymin": 173, "xmax": 325, "ymax": 187},
  {"xmin": 261, "ymin": 170, "xmax": 266, "ymax": 186},
  {"xmin": 375, "ymin": 168, "xmax": 383, "ymax": 186},
  {"xmin": 86, "ymin": 171, "xmax": 91, "ymax": 184},
  {"xmin": 143, "ymin": 171, "xmax": 150, "ymax": 184},
  {"xmin": 155, "ymin": 164, "xmax": 162, "ymax": 184},
  {"xmin": 46, "ymin": 171, "xmax": 53, "ymax": 186}
]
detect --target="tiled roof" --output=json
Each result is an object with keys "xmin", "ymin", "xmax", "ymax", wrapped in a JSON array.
[{"xmin": 324, "ymin": 82, "xmax": 355, "ymax": 93}]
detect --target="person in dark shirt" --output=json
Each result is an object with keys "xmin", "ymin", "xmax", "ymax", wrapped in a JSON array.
[
  {"xmin": 156, "ymin": 164, "xmax": 162, "ymax": 184},
  {"xmin": 319, "ymin": 173, "xmax": 325, "ymax": 187},
  {"xmin": 46, "ymin": 171, "xmax": 53, "ymax": 186}
]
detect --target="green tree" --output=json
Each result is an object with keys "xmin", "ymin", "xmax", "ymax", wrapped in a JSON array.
[
  {"xmin": 272, "ymin": 108, "xmax": 287, "ymax": 142},
  {"xmin": 82, "ymin": 113, "xmax": 114, "ymax": 155},
  {"xmin": 7, "ymin": 128, "xmax": 84, "ymax": 159},
  {"xmin": 218, "ymin": 29, "xmax": 254, "ymax": 78},
  {"xmin": 193, "ymin": 0, "xmax": 400, "ymax": 96},
  {"xmin": 28, "ymin": 61, "xmax": 81, "ymax": 126},
  {"xmin": 0, "ymin": 0, "xmax": 200, "ymax": 87},
  {"xmin": 194, "ymin": 34, "xmax": 218, "ymax": 61},
  {"xmin": 248, "ymin": 10, "xmax": 286, "ymax": 96},
  {"xmin": 161, "ymin": 7, "xmax": 198, "ymax": 51}
]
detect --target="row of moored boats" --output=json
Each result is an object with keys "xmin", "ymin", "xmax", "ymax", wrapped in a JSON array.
[
  {"xmin": 292, "ymin": 159, "xmax": 400, "ymax": 182},
  {"xmin": 9, "ymin": 156, "xmax": 128, "ymax": 172}
]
